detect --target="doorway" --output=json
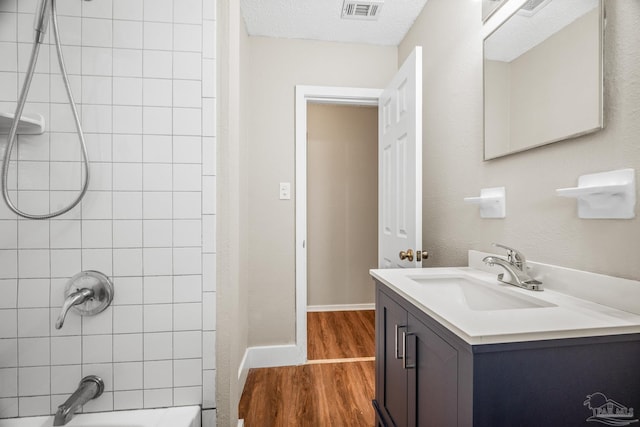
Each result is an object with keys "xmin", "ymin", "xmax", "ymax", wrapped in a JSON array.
[
  {"xmin": 306, "ymin": 103, "xmax": 378, "ymax": 362},
  {"xmin": 306, "ymin": 103, "xmax": 378, "ymax": 311},
  {"xmin": 295, "ymin": 86, "xmax": 382, "ymax": 363}
]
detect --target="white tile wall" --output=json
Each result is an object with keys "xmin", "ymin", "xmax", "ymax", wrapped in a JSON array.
[{"xmin": 0, "ymin": 0, "xmax": 216, "ymax": 420}]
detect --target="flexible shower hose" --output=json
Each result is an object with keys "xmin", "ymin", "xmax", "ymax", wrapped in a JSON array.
[{"xmin": 2, "ymin": 0, "xmax": 90, "ymax": 219}]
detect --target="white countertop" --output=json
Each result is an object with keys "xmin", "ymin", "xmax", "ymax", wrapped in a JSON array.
[{"xmin": 370, "ymin": 266, "xmax": 640, "ymax": 345}]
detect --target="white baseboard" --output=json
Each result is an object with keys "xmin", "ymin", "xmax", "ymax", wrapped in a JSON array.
[
  {"xmin": 238, "ymin": 420, "xmax": 244, "ymax": 427},
  {"xmin": 248, "ymin": 344, "xmax": 301, "ymax": 368},
  {"xmin": 307, "ymin": 303, "xmax": 375, "ymax": 312},
  {"xmin": 237, "ymin": 348, "xmax": 250, "ymax": 397},
  {"xmin": 237, "ymin": 344, "xmax": 303, "ymax": 382}
]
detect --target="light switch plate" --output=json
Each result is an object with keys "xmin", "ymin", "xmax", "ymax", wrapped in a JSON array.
[{"xmin": 279, "ymin": 182, "xmax": 291, "ymax": 200}]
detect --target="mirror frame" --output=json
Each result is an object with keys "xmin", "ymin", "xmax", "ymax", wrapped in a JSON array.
[{"xmin": 483, "ymin": 0, "xmax": 605, "ymax": 160}]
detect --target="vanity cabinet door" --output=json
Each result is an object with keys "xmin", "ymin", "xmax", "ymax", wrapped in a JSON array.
[
  {"xmin": 376, "ymin": 289, "xmax": 409, "ymax": 427},
  {"xmin": 407, "ymin": 313, "xmax": 458, "ymax": 427},
  {"xmin": 376, "ymin": 283, "xmax": 462, "ymax": 427}
]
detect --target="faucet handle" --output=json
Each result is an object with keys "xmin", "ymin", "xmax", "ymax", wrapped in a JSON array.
[
  {"xmin": 491, "ymin": 243, "xmax": 526, "ymax": 268},
  {"xmin": 55, "ymin": 271, "xmax": 114, "ymax": 330},
  {"xmin": 55, "ymin": 288, "xmax": 94, "ymax": 329}
]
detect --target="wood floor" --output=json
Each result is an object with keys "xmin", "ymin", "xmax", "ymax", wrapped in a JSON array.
[
  {"xmin": 238, "ymin": 361, "xmax": 375, "ymax": 427},
  {"xmin": 239, "ymin": 310, "xmax": 376, "ymax": 426},
  {"xmin": 307, "ymin": 310, "xmax": 375, "ymax": 360}
]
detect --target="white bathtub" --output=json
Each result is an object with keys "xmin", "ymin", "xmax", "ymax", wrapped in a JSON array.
[{"xmin": 0, "ymin": 406, "xmax": 201, "ymax": 427}]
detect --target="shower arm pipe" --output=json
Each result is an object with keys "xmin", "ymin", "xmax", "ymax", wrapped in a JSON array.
[{"xmin": 1, "ymin": 0, "xmax": 90, "ymax": 220}]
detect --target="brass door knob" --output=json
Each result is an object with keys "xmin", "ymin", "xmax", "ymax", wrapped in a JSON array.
[
  {"xmin": 399, "ymin": 249, "xmax": 414, "ymax": 262},
  {"xmin": 399, "ymin": 249, "xmax": 429, "ymax": 262},
  {"xmin": 417, "ymin": 251, "xmax": 429, "ymax": 262}
]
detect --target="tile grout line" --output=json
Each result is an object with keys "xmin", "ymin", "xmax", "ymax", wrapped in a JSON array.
[
  {"xmin": 78, "ymin": 4, "xmax": 85, "ymax": 414},
  {"xmin": 140, "ymin": 0, "xmax": 146, "ymax": 409},
  {"xmin": 12, "ymin": 7, "xmax": 20, "ymax": 414},
  {"xmin": 170, "ymin": 1, "xmax": 176, "ymax": 405},
  {"xmin": 200, "ymin": 0, "xmax": 205, "ymax": 409},
  {"xmin": 110, "ymin": 0, "xmax": 116, "ymax": 410}
]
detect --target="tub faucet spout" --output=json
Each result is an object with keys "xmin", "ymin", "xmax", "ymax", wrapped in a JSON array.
[{"xmin": 53, "ymin": 376, "xmax": 104, "ymax": 426}]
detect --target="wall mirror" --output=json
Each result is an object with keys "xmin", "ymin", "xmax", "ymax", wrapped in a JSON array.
[
  {"xmin": 483, "ymin": 0, "xmax": 604, "ymax": 160},
  {"xmin": 482, "ymin": 0, "xmax": 509, "ymax": 22}
]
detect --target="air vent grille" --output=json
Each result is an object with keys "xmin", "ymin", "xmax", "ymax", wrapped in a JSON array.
[{"xmin": 341, "ymin": 1, "xmax": 384, "ymax": 20}]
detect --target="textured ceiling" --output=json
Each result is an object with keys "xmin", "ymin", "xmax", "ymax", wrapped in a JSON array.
[{"xmin": 239, "ymin": 0, "xmax": 430, "ymax": 46}]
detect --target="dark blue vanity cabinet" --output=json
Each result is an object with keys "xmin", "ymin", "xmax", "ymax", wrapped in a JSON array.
[
  {"xmin": 374, "ymin": 282, "xmax": 465, "ymax": 427},
  {"xmin": 373, "ymin": 280, "xmax": 640, "ymax": 427}
]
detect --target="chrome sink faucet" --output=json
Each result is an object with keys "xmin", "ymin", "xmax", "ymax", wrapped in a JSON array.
[
  {"xmin": 53, "ymin": 376, "xmax": 104, "ymax": 426},
  {"xmin": 483, "ymin": 243, "xmax": 543, "ymax": 291}
]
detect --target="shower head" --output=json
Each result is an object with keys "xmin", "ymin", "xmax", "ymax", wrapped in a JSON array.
[{"xmin": 33, "ymin": 0, "xmax": 51, "ymax": 44}]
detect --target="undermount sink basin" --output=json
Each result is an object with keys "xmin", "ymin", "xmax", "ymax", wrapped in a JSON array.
[{"xmin": 409, "ymin": 275, "xmax": 556, "ymax": 311}]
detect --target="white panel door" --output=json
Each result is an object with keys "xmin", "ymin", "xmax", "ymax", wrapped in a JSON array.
[{"xmin": 379, "ymin": 46, "xmax": 423, "ymax": 268}]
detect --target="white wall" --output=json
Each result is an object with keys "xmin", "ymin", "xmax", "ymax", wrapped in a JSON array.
[
  {"xmin": 244, "ymin": 37, "xmax": 396, "ymax": 347},
  {"xmin": 400, "ymin": 0, "xmax": 640, "ymax": 280},
  {"xmin": 0, "ymin": 0, "xmax": 217, "ymax": 420},
  {"xmin": 215, "ymin": 0, "xmax": 248, "ymax": 425}
]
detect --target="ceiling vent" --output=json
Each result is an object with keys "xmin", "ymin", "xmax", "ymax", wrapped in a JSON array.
[
  {"xmin": 341, "ymin": 0, "xmax": 384, "ymax": 20},
  {"xmin": 517, "ymin": 0, "xmax": 553, "ymax": 17}
]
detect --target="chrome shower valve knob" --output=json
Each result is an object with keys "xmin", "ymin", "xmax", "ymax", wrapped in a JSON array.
[{"xmin": 55, "ymin": 271, "xmax": 114, "ymax": 329}]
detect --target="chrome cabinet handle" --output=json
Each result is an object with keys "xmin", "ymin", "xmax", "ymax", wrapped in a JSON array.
[
  {"xmin": 402, "ymin": 331, "xmax": 416, "ymax": 370},
  {"xmin": 395, "ymin": 324, "xmax": 407, "ymax": 359}
]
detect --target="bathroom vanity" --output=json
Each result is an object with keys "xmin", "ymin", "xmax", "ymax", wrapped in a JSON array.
[{"xmin": 371, "ymin": 253, "xmax": 640, "ymax": 427}]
